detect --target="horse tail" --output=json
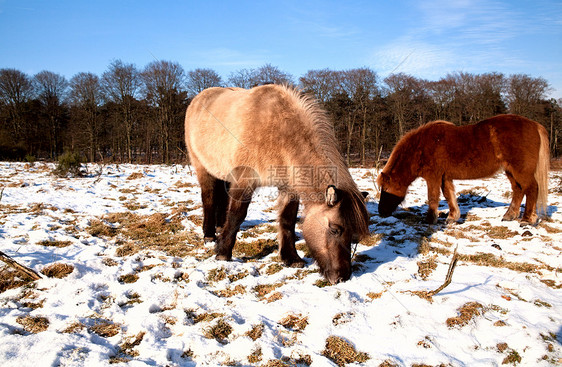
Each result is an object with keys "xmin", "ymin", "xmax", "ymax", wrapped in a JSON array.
[{"xmin": 535, "ymin": 124, "xmax": 550, "ymax": 216}]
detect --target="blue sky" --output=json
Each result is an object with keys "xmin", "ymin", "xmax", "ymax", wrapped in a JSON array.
[{"xmin": 1, "ymin": 0, "xmax": 561, "ymax": 98}]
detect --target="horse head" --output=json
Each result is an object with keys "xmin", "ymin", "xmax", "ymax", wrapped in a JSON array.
[
  {"xmin": 302, "ymin": 186, "xmax": 368, "ymax": 284},
  {"xmin": 377, "ymin": 172, "xmax": 406, "ymax": 217}
]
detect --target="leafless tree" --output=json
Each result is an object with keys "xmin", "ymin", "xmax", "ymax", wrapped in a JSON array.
[
  {"xmin": 0, "ymin": 68, "xmax": 34, "ymax": 142},
  {"xmin": 228, "ymin": 64, "xmax": 294, "ymax": 88},
  {"xmin": 227, "ymin": 68, "xmax": 255, "ymax": 89},
  {"xmin": 251, "ymin": 64, "xmax": 294, "ymax": 86},
  {"xmin": 102, "ymin": 60, "xmax": 141, "ymax": 162},
  {"xmin": 384, "ymin": 73, "xmax": 422, "ymax": 138},
  {"xmin": 299, "ymin": 69, "xmax": 340, "ymax": 103},
  {"xmin": 69, "ymin": 72, "xmax": 103, "ymax": 161},
  {"xmin": 142, "ymin": 60, "xmax": 186, "ymax": 163},
  {"xmin": 506, "ymin": 74, "xmax": 550, "ymax": 119},
  {"xmin": 34, "ymin": 71, "xmax": 68, "ymax": 158},
  {"xmin": 186, "ymin": 68, "xmax": 222, "ymax": 97}
]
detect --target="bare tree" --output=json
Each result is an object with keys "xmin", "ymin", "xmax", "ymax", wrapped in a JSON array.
[
  {"xmin": 384, "ymin": 73, "xmax": 422, "ymax": 138},
  {"xmin": 506, "ymin": 74, "xmax": 550, "ymax": 119},
  {"xmin": 142, "ymin": 60, "xmax": 186, "ymax": 163},
  {"xmin": 34, "ymin": 71, "xmax": 68, "ymax": 158},
  {"xmin": 69, "ymin": 72, "xmax": 103, "ymax": 161},
  {"xmin": 251, "ymin": 64, "xmax": 294, "ymax": 86},
  {"xmin": 0, "ymin": 68, "xmax": 34, "ymax": 143},
  {"xmin": 228, "ymin": 64, "xmax": 293, "ymax": 88},
  {"xmin": 102, "ymin": 60, "xmax": 141, "ymax": 162},
  {"xmin": 340, "ymin": 68, "xmax": 378, "ymax": 165},
  {"xmin": 299, "ymin": 69, "xmax": 341, "ymax": 103},
  {"xmin": 186, "ymin": 68, "xmax": 222, "ymax": 97},
  {"xmin": 227, "ymin": 68, "xmax": 255, "ymax": 89}
]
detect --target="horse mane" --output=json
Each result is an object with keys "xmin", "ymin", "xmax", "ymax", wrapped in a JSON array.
[{"xmin": 281, "ymin": 85, "xmax": 370, "ymax": 238}]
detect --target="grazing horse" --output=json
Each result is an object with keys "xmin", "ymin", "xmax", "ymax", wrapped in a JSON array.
[
  {"xmin": 185, "ymin": 84, "xmax": 369, "ymax": 284},
  {"xmin": 377, "ymin": 114, "xmax": 549, "ymax": 225}
]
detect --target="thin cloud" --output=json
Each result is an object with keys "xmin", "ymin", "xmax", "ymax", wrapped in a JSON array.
[{"xmin": 193, "ymin": 48, "xmax": 269, "ymax": 68}]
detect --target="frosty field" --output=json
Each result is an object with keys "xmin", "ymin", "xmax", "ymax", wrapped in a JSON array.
[{"xmin": 0, "ymin": 162, "xmax": 561, "ymax": 366}]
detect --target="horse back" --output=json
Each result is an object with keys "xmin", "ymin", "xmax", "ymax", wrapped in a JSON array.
[
  {"xmin": 420, "ymin": 115, "xmax": 543, "ymax": 180},
  {"xmin": 185, "ymin": 85, "xmax": 328, "ymax": 183}
]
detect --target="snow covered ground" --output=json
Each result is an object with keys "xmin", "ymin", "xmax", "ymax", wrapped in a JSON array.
[{"xmin": 0, "ymin": 161, "xmax": 560, "ymax": 367}]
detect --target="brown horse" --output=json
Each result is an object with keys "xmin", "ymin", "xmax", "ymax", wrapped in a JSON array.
[
  {"xmin": 185, "ymin": 84, "xmax": 369, "ymax": 284},
  {"xmin": 377, "ymin": 114, "xmax": 549, "ymax": 225}
]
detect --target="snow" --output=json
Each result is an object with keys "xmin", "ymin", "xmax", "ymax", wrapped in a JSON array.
[{"xmin": 0, "ymin": 162, "xmax": 561, "ymax": 366}]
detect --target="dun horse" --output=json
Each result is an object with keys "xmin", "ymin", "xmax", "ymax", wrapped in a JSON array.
[
  {"xmin": 377, "ymin": 114, "xmax": 549, "ymax": 225},
  {"xmin": 185, "ymin": 85, "xmax": 369, "ymax": 284}
]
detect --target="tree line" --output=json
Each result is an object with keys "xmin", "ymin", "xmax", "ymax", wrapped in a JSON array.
[{"xmin": 1, "ymin": 61, "xmax": 560, "ymax": 166}]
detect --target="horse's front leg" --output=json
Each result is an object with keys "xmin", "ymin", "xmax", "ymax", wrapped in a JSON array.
[
  {"xmin": 441, "ymin": 178, "xmax": 460, "ymax": 223},
  {"xmin": 426, "ymin": 178, "xmax": 441, "ymax": 224},
  {"xmin": 215, "ymin": 185, "xmax": 253, "ymax": 261},
  {"xmin": 277, "ymin": 191, "xmax": 305, "ymax": 268}
]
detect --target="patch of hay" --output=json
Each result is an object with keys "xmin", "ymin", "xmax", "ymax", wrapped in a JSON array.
[
  {"xmin": 16, "ymin": 315, "xmax": 49, "ymax": 333},
  {"xmin": 446, "ymin": 302, "xmax": 485, "ymax": 328},
  {"xmin": 322, "ymin": 335, "xmax": 370, "ymax": 366},
  {"xmin": 41, "ymin": 263, "xmax": 74, "ymax": 278}
]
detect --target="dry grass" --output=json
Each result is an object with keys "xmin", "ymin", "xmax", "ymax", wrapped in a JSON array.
[
  {"xmin": 253, "ymin": 282, "xmax": 284, "ymax": 298},
  {"xmin": 118, "ymin": 273, "xmax": 139, "ymax": 284},
  {"xmin": 228, "ymin": 270, "xmax": 249, "ymax": 282},
  {"xmin": 246, "ymin": 323, "xmax": 264, "ymax": 341},
  {"xmin": 184, "ymin": 309, "xmax": 224, "ymax": 324},
  {"xmin": 204, "ymin": 318, "xmax": 233, "ymax": 341},
  {"xmin": 0, "ymin": 268, "xmax": 32, "ymax": 293},
  {"xmin": 41, "ymin": 263, "xmax": 74, "ymax": 278},
  {"xmin": 61, "ymin": 321, "xmax": 85, "ymax": 333},
  {"xmin": 37, "ymin": 240, "xmax": 72, "ymax": 248},
  {"xmin": 233, "ymin": 238, "xmax": 277, "ymax": 260},
  {"xmin": 322, "ymin": 335, "xmax": 370, "ymax": 366},
  {"xmin": 207, "ymin": 267, "xmax": 228, "ymax": 282},
  {"xmin": 87, "ymin": 219, "xmax": 117, "ymax": 237},
  {"xmin": 265, "ymin": 291, "xmax": 283, "ymax": 303},
  {"xmin": 279, "ymin": 313, "xmax": 308, "ymax": 332},
  {"xmin": 446, "ymin": 302, "xmax": 485, "ymax": 328},
  {"xmin": 366, "ymin": 291, "xmax": 383, "ymax": 300},
  {"xmin": 16, "ymin": 315, "xmax": 49, "ymax": 333},
  {"xmin": 247, "ymin": 346, "xmax": 263, "ymax": 364},
  {"xmin": 265, "ymin": 263, "xmax": 284, "ymax": 275},
  {"xmin": 213, "ymin": 285, "xmax": 246, "ymax": 298},
  {"xmin": 90, "ymin": 319, "xmax": 121, "ymax": 337},
  {"xmin": 94, "ymin": 212, "xmax": 202, "ymax": 258},
  {"xmin": 127, "ymin": 172, "xmax": 144, "ymax": 180},
  {"xmin": 417, "ymin": 256, "xmax": 437, "ymax": 280}
]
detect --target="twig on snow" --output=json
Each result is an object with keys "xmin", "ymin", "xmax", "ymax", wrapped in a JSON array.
[
  {"xmin": 0, "ymin": 250, "xmax": 42, "ymax": 280},
  {"xmin": 426, "ymin": 246, "xmax": 458, "ymax": 297}
]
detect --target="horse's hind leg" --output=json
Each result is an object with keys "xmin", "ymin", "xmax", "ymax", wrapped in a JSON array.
[
  {"xmin": 215, "ymin": 184, "xmax": 254, "ymax": 261},
  {"xmin": 193, "ymin": 163, "xmax": 221, "ymax": 242},
  {"xmin": 441, "ymin": 178, "xmax": 460, "ymax": 223},
  {"xmin": 502, "ymin": 171, "xmax": 524, "ymax": 221},
  {"xmin": 521, "ymin": 179, "xmax": 539, "ymax": 225},
  {"xmin": 277, "ymin": 191, "xmax": 305, "ymax": 268}
]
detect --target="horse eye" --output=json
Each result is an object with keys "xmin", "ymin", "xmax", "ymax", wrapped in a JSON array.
[{"xmin": 329, "ymin": 223, "xmax": 343, "ymax": 236}]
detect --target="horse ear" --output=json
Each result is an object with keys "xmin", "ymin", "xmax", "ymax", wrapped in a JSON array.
[{"xmin": 326, "ymin": 185, "xmax": 338, "ymax": 206}]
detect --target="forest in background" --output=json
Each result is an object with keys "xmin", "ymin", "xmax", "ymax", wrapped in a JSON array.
[{"xmin": 1, "ymin": 61, "xmax": 561, "ymax": 166}]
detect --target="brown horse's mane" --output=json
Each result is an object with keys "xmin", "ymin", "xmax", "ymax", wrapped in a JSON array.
[{"xmin": 281, "ymin": 85, "xmax": 369, "ymax": 238}]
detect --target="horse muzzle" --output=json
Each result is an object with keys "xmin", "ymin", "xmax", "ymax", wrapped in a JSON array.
[{"xmin": 378, "ymin": 190, "xmax": 404, "ymax": 217}]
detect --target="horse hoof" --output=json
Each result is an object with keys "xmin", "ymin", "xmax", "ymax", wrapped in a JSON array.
[
  {"xmin": 215, "ymin": 254, "xmax": 232, "ymax": 261},
  {"xmin": 283, "ymin": 257, "xmax": 305, "ymax": 268}
]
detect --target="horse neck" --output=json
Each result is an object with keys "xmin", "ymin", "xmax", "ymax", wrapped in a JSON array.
[{"xmin": 385, "ymin": 146, "xmax": 419, "ymax": 189}]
